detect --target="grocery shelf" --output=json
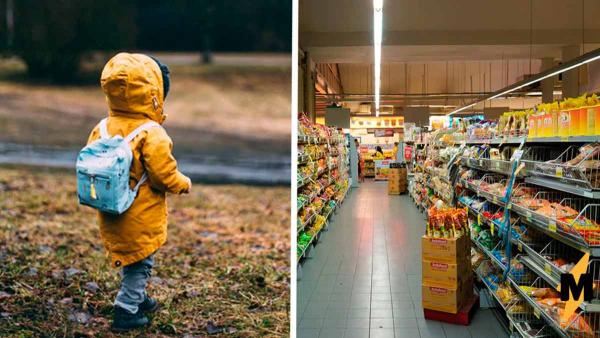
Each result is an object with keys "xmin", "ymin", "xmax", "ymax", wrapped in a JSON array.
[
  {"xmin": 507, "ymin": 276, "xmax": 569, "ymax": 338},
  {"xmin": 524, "ymin": 176, "xmax": 600, "ymax": 199},
  {"xmin": 465, "ymin": 135, "xmax": 600, "ymax": 145},
  {"xmin": 297, "ymin": 135, "xmax": 326, "ymax": 144},
  {"xmin": 472, "ymin": 236, "xmax": 507, "ymax": 271},
  {"xmin": 527, "ymin": 136, "xmax": 600, "ymax": 143},
  {"xmin": 298, "ymin": 176, "xmax": 308, "ymax": 188},
  {"xmin": 297, "ymin": 116, "xmax": 351, "ymax": 268},
  {"xmin": 506, "ymin": 302, "xmax": 558, "ymax": 338},
  {"xmin": 475, "ymin": 262, "xmax": 515, "ymax": 312},
  {"xmin": 466, "ymin": 136, "xmax": 526, "ymax": 145},
  {"xmin": 460, "ymin": 175, "xmax": 600, "ymax": 256},
  {"xmin": 509, "ymin": 202, "xmax": 600, "ymax": 256},
  {"xmin": 297, "ymin": 212, "xmax": 315, "ymax": 232}
]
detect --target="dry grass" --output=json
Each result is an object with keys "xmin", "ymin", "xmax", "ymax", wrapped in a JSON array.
[
  {"xmin": 0, "ymin": 53, "xmax": 291, "ymax": 156},
  {"xmin": 0, "ymin": 166, "xmax": 290, "ymax": 337}
]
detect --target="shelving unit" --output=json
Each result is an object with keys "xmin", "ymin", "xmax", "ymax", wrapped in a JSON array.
[
  {"xmin": 454, "ymin": 134, "xmax": 600, "ymax": 337},
  {"xmin": 297, "ymin": 116, "xmax": 350, "ymax": 267}
]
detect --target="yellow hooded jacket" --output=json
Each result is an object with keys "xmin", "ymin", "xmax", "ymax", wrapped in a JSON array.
[{"xmin": 86, "ymin": 53, "xmax": 191, "ymax": 268}]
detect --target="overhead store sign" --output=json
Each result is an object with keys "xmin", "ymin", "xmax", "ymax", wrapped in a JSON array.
[
  {"xmin": 325, "ymin": 107, "xmax": 351, "ymax": 128},
  {"xmin": 374, "ymin": 129, "xmax": 396, "ymax": 137},
  {"xmin": 350, "ymin": 116, "xmax": 404, "ymax": 129}
]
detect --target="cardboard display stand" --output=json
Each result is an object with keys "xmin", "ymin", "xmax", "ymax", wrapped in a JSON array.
[{"xmin": 421, "ymin": 234, "xmax": 474, "ymax": 316}]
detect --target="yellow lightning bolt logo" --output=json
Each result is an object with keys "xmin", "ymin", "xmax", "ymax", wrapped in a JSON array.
[{"xmin": 560, "ymin": 253, "xmax": 589, "ymax": 325}]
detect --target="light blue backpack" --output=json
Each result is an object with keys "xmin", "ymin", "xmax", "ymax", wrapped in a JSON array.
[{"xmin": 76, "ymin": 118, "xmax": 160, "ymax": 214}]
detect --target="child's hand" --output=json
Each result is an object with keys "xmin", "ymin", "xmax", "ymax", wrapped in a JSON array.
[{"xmin": 182, "ymin": 176, "xmax": 192, "ymax": 194}]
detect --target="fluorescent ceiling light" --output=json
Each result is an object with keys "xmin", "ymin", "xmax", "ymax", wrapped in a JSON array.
[
  {"xmin": 525, "ymin": 90, "xmax": 562, "ymax": 96},
  {"xmin": 373, "ymin": 0, "xmax": 383, "ymax": 117},
  {"xmin": 408, "ymin": 104, "xmax": 457, "ymax": 108},
  {"xmin": 448, "ymin": 48, "xmax": 600, "ymax": 116}
]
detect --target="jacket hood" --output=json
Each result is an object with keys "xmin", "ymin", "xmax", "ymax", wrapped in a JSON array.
[{"xmin": 101, "ymin": 53, "xmax": 166, "ymax": 123}]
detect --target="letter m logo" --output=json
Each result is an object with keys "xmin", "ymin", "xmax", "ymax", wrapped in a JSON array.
[{"xmin": 560, "ymin": 273, "xmax": 593, "ymax": 302}]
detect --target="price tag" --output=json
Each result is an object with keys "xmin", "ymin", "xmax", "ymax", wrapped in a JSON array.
[
  {"xmin": 490, "ymin": 221, "xmax": 495, "ymax": 235},
  {"xmin": 511, "ymin": 150, "xmax": 524, "ymax": 161},
  {"xmin": 544, "ymin": 262, "xmax": 552, "ymax": 274},
  {"xmin": 525, "ymin": 211, "xmax": 532, "ymax": 221},
  {"xmin": 518, "ymin": 242, "xmax": 523, "ymax": 252},
  {"xmin": 534, "ymin": 308, "xmax": 541, "ymax": 319},
  {"xmin": 478, "ymin": 213, "xmax": 482, "ymax": 225},
  {"xmin": 495, "ymin": 162, "xmax": 501, "ymax": 170},
  {"xmin": 556, "ymin": 167, "xmax": 563, "ymax": 178},
  {"xmin": 548, "ymin": 220, "xmax": 557, "ymax": 232},
  {"xmin": 507, "ymin": 203, "xmax": 512, "ymax": 210},
  {"xmin": 560, "ymin": 136, "xmax": 569, "ymax": 142},
  {"xmin": 493, "ymin": 196, "xmax": 498, "ymax": 204}
]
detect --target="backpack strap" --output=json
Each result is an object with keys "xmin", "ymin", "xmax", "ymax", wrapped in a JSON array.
[
  {"xmin": 125, "ymin": 121, "xmax": 161, "ymax": 193},
  {"xmin": 125, "ymin": 121, "xmax": 161, "ymax": 143},
  {"xmin": 99, "ymin": 118, "xmax": 110, "ymax": 139},
  {"xmin": 132, "ymin": 172, "xmax": 148, "ymax": 193}
]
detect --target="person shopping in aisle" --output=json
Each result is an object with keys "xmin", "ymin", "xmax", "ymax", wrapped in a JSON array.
[
  {"xmin": 375, "ymin": 145, "xmax": 384, "ymax": 158},
  {"xmin": 355, "ymin": 139, "xmax": 364, "ymax": 182}
]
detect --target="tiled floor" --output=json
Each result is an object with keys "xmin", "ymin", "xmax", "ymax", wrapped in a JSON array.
[{"xmin": 297, "ymin": 181, "xmax": 509, "ymax": 338}]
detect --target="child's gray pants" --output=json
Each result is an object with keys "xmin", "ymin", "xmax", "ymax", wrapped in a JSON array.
[{"xmin": 114, "ymin": 254, "xmax": 154, "ymax": 314}]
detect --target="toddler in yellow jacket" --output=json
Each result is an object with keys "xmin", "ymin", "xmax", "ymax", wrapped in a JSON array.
[{"xmin": 86, "ymin": 52, "xmax": 191, "ymax": 331}]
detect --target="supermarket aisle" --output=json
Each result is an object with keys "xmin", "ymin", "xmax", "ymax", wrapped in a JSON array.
[{"xmin": 297, "ymin": 181, "xmax": 509, "ymax": 338}]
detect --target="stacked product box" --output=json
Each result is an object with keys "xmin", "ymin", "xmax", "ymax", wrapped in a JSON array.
[
  {"xmin": 388, "ymin": 164, "xmax": 408, "ymax": 195},
  {"xmin": 421, "ymin": 234, "xmax": 473, "ymax": 314}
]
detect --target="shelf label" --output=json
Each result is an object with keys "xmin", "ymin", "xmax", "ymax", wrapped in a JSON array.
[
  {"xmin": 534, "ymin": 308, "xmax": 541, "ymax": 319},
  {"xmin": 518, "ymin": 242, "xmax": 523, "ymax": 252},
  {"xmin": 525, "ymin": 211, "xmax": 532, "ymax": 221},
  {"xmin": 548, "ymin": 220, "xmax": 557, "ymax": 232},
  {"xmin": 507, "ymin": 203, "xmax": 512, "ymax": 210},
  {"xmin": 494, "ymin": 162, "xmax": 501, "ymax": 170},
  {"xmin": 555, "ymin": 167, "xmax": 563, "ymax": 178},
  {"xmin": 490, "ymin": 222, "xmax": 494, "ymax": 235},
  {"xmin": 477, "ymin": 213, "xmax": 482, "ymax": 226},
  {"xmin": 511, "ymin": 150, "xmax": 524, "ymax": 161},
  {"xmin": 544, "ymin": 262, "xmax": 552, "ymax": 274},
  {"xmin": 493, "ymin": 195, "xmax": 498, "ymax": 204}
]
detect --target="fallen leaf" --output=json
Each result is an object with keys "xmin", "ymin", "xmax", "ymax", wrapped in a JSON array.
[
  {"xmin": 64, "ymin": 267, "xmax": 81, "ymax": 278},
  {"xmin": 25, "ymin": 267, "xmax": 38, "ymax": 277},
  {"xmin": 83, "ymin": 282, "xmax": 99, "ymax": 294},
  {"xmin": 68, "ymin": 311, "xmax": 90, "ymax": 324}
]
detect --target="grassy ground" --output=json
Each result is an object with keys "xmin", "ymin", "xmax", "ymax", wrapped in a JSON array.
[
  {"xmin": 0, "ymin": 53, "xmax": 290, "ymax": 157},
  {"xmin": 0, "ymin": 166, "xmax": 290, "ymax": 337}
]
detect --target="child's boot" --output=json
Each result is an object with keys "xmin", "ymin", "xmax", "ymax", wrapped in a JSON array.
[
  {"xmin": 140, "ymin": 295, "xmax": 159, "ymax": 313},
  {"xmin": 111, "ymin": 306, "xmax": 149, "ymax": 332}
]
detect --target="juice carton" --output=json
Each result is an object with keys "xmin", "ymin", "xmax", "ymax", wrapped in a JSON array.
[
  {"xmin": 558, "ymin": 110, "xmax": 571, "ymax": 137},
  {"xmin": 528, "ymin": 115, "xmax": 536, "ymax": 138},
  {"xmin": 596, "ymin": 106, "xmax": 600, "ymax": 135},
  {"xmin": 585, "ymin": 106, "xmax": 597, "ymax": 136},
  {"xmin": 570, "ymin": 108, "xmax": 583, "ymax": 136},
  {"xmin": 550, "ymin": 111, "xmax": 558, "ymax": 137},
  {"xmin": 537, "ymin": 114, "xmax": 544, "ymax": 138}
]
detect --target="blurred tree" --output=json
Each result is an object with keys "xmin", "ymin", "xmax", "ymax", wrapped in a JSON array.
[
  {"xmin": 12, "ymin": 0, "xmax": 135, "ymax": 82},
  {"xmin": 5, "ymin": 0, "xmax": 290, "ymax": 81}
]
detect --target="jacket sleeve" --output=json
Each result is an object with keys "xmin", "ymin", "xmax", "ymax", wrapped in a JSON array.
[{"xmin": 141, "ymin": 128, "xmax": 191, "ymax": 194}]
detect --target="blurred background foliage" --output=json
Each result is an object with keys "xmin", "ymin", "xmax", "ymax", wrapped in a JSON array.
[{"xmin": 0, "ymin": 0, "xmax": 292, "ymax": 82}]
